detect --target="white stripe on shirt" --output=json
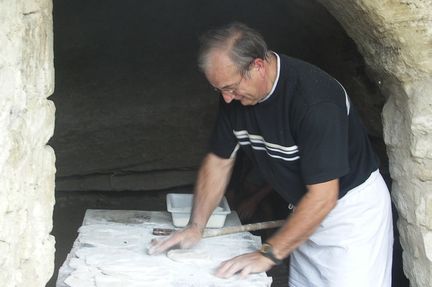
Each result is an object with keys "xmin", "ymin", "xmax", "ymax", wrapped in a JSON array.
[{"xmin": 233, "ymin": 130, "xmax": 300, "ymax": 161}]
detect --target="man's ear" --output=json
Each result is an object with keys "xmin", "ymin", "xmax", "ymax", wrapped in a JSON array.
[{"xmin": 253, "ymin": 58, "xmax": 265, "ymax": 71}]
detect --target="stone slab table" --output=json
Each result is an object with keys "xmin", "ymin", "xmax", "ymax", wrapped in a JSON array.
[{"xmin": 56, "ymin": 209, "xmax": 273, "ymax": 287}]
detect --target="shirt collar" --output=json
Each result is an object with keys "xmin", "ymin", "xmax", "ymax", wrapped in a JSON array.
[{"xmin": 259, "ymin": 52, "xmax": 280, "ymax": 103}]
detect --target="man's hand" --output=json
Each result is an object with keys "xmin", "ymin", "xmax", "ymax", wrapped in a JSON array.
[
  {"xmin": 147, "ymin": 224, "xmax": 203, "ymax": 255},
  {"xmin": 215, "ymin": 251, "xmax": 275, "ymax": 278}
]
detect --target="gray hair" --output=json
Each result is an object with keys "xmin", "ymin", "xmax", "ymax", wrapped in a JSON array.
[{"xmin": 198, "ymin": 22, "xmax": 270, "ymax": 76}]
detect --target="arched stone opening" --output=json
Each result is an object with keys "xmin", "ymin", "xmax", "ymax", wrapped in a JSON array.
[{"xmin": 1, "ymin": 0, "xmax": 430, "ymax": 286}]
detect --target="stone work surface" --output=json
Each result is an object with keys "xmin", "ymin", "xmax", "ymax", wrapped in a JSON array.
[
  {"xmin": 317, "ymin": 0, "xmax": 432, "ymax": 286},
  {"xmin": 0, "ymin": 0, "xmax": 56, "ymax": 286}
]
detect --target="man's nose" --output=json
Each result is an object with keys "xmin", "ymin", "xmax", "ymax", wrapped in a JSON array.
[{"xmin": 222, "ymin": 92, "xmax": 235, "ymax": 103}]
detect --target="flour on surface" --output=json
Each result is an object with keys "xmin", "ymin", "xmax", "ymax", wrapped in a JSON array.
[
  {"xmin": 56, "ymin": 209, "xmax": 272, "ymax": 287},
  {"xmin": 167, "ymin": 248, "xmax": 211, "ymax": 264}
]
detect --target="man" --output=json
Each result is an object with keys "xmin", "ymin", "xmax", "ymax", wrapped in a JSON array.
[{"xmin": 149, "ymin": 22, "xmax": 393, "ymax": 286}]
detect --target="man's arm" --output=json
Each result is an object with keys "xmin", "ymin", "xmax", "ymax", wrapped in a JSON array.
[
  {"xmin": 266, "ymin": 179, "xmax": 338, "ymax": 259},
  {"xmin": 215, "ymin": 179, "xmax": 338, "ymax": 278},
  {"xmin": 148, "ymin": 153, "xmax": 234, "ymax": 255},
  {"xmin": 189, "ymin": 152, "xmax": 235, "ymax": 231}
]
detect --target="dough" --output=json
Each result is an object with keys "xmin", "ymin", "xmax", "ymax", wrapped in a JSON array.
[{"xmin": 166, "ymin": 249, "xmax": 211, "ymax": 264}]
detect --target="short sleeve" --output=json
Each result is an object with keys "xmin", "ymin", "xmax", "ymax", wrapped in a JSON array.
[
  {"xmin": 208, "ymin": 99, "xmax": 239, "ymax": 159},
  {"xmin": 297, "ymin": 102, "xmax": 349, "ymax": 185}
]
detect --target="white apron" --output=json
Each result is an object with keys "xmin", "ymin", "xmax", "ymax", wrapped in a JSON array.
[{"xmin": 289, "ymin": 170, "xmax": 394, "ymax": 287}]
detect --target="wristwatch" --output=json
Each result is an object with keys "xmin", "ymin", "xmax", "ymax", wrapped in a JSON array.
[{"xmin": 259, "ymin": 243, "xmax": 283, "ymax": 265}]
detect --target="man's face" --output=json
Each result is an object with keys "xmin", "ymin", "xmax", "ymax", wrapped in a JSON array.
[{"xmin": 204, "ymin": 50, "xmax": 266, "ymax": 106}]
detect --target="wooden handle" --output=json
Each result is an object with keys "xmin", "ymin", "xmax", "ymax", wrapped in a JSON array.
[
  {"xmin": 152, "ymin": 220, "xmax": 285, "ymax": 237},
  {"xmin": 202, "ymin": 220, "xmax": 285, "ymax": 238}
]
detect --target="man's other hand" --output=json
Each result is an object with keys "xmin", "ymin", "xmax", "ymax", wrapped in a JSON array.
[
  {"xmin": 147, "ymin": 224, "xmax": 203, "ymax": 255},
  {"xmin": 215, "ymin": 251, "xmax": 275, "ymax": 278}
]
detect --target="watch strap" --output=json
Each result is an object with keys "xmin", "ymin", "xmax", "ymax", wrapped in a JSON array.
[{"xmin": 259, "ymin": 243, "xmax": 283, "ymax": 265}]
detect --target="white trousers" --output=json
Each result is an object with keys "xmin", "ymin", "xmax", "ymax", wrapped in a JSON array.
[{"xmin": 289, "ymin": 170, "xmax": 393, "ymax": 287}]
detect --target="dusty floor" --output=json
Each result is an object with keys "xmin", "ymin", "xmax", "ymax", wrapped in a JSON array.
[{"xmin": 47, "ymin": 186, "xmax": 408, "ymax": 287}]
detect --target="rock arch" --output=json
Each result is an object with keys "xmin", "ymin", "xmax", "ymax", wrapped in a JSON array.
[
  {"xmin": 317, "ymin": 1, "xmax": 432, "ymax": 286},
  {"xmin": 0, "ymin": 0, "xmax": 431, "ymax": 286}
]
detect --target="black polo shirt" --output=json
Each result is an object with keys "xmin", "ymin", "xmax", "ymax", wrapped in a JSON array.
[{"xmin": 209, "ymin": 54, "xmax": 379, "ymax": 204}]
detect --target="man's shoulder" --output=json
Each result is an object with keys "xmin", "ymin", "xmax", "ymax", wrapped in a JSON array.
[
  {"xmin": 278, "ymin": 54, "xmax": 319, "ymax": 72},
  {"xmin": 278, "ymin": 54, "xmax": 335, "ymax": 81},
  {"xmin": 278, "ymin": 55, "xmax": 345, "ymax": 107}
]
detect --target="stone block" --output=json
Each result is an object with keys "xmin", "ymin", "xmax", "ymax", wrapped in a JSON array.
[
  {"xmin": 382, "ymin": 91, "xmax": 410, "ymax": 148},
  {"xmin": 415, "ymin": 158, "xmax": 432, "ymax": 182},
  {"xmin": 414, "ymin": 187, "xmax": 432, "ymax": 228},
  {"xmin": 0, "ymin": 0, "xmax": 55, "ymax": 286}
]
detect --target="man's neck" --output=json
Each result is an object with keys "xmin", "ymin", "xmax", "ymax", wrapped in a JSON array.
[{"xmin": 263, "ymin": 52, "xmax": 278, "ymax": 98}]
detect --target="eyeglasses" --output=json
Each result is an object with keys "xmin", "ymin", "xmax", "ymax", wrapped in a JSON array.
[
  {"xmin": 212, "ymin": 74, "xmax": 245, "ymax": 95},
  {"xmin": 211, "ymin": 59, "xmax": 257, "ymax": 95}
]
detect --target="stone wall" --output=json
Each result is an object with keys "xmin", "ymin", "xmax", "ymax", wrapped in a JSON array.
[
  {"xmin": 0, "ymin": 0, "xmax": 430, "ymax": 286},
  {"xmin": 317, "ymin": 0, "xmax": 432, "ymax": 286},
  {"xmin": 0, "ymin": 0, "xmax": 56, "ymax": 286}
]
